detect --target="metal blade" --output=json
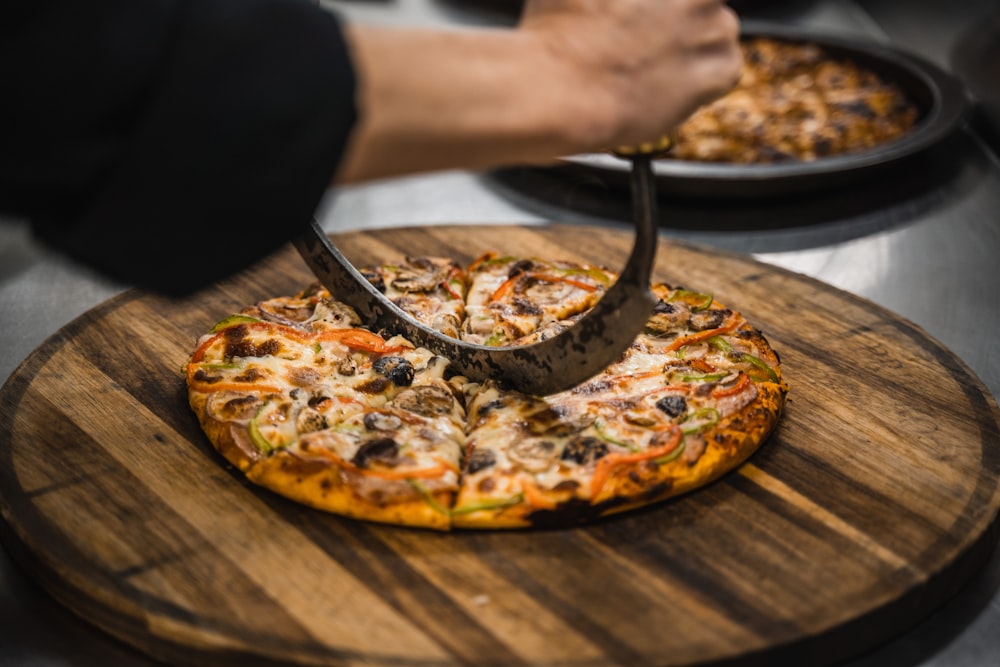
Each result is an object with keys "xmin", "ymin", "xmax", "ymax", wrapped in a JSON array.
[{"xmin": 293, "ymin": 169, "xmax": 658, "ymax": 395}]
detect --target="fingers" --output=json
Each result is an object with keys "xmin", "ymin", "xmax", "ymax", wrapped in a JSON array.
[
  {"xmin": 515, "ymin": 0, "xmax": 744, "ymax": 152},
  {"xmin": 688, "ymin": 4, "xmax": 744, "ymax": 102}
]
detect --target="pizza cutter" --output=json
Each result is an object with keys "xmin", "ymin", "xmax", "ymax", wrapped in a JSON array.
[{"xmin": 293, "ymin": 141, "xmax": 669, "ymax": 396}]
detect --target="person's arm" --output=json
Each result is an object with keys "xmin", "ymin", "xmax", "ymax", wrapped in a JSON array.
[
  {"xmin": 3, "ymin": 0, "xmax": 356, "ymax": 296},
  {"xmin": 337, "ymin": 0, "xmax": 741, "ymax": 183},
  {"xmin": 4, "ymin": 0, "xmax": 739, "ymax": 296}
]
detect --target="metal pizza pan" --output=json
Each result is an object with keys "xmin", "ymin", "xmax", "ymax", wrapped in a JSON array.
[{"xmin": 559, "ymin": 22, "xmax": 970, "ymax": 199}]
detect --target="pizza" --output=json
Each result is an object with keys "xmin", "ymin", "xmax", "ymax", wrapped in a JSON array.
[
  {"xmin": 184, "ymin": 253, "xmax": 788, "ymax": 530},
  {"xmin": 666, "ymin": 36, "xmax": 919, "ymax": 163}
]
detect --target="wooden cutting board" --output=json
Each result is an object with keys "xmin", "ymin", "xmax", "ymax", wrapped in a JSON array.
[{"xmin": 2, "ymin": 224, "xmax": 999, "ymax": 667}]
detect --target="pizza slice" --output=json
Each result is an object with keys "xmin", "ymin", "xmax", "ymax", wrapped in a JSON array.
[
  {"xmin": 361, "ymin": 255, "xmax": 467, "ymax": 338},
  {"xmin": 185, "ymin": 290, "xmax": 468, "ymax": 529},
  {"xmin": 460, "ymin": 253, "xmax": 615, "ymax": 346},
  {"xmin": 449, "ymin": 282, "xmax": 787, "ymax": 529},
  {"xmin": 185, "ymin": 261, "xmax": 788, "ymax": 531}
]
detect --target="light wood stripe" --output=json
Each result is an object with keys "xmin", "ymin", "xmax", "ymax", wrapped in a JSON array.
[
  {"xmin": 374, "ymin": 529, "xmax": 610, "ymax": 665},
  {"xmin": 738, "ymin": 463, "xmax": 911, "ymax": 571}
]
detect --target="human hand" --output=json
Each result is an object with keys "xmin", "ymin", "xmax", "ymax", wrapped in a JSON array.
[{"xmin": 518, "ymin": 0, "xmax": 742, "ymax": 150}]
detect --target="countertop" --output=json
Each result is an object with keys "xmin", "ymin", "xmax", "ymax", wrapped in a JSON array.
[{"xmin": 2, "ymin": 0, "xmax": 998, "ymax": 665}]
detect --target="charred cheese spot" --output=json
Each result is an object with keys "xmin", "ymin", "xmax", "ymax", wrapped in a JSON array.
[
  {"xmin": 233, "ymin": 368, "xmax": 265, "ymax": 384},
  {"xmin": 689, "ymin": 308, "xmax": 731, "ymax": 331},
  {"xmin": 477, "ymin": 398, "xmax": 506, "ymax": 414},
  {"xmin": 356, "ymin": 376, "xmax": 392, "ymax": 395},
  {"xmin": 573, "ymin": 378, "xmax": 616, "ymax": 396},
  {"xmin": 361, "ymin": 269, "xmax": 386, "ymax": 293},
  {"xmin": 553, "ymin": 480, "xmax": 580, "ymax": 493},
  {"xmin": 226, "ymin": 336, "xmax": 281, "ymax": 359},
  {"xmin": 526, "ymin": 405, "xmax": 591, "ymax": 436},
  {"xmin": 207, "ymin": 393, "xmax": 263, "ymax": 421},
  {"xmin": 307, "ymin": 395, "xmax": 330, "ymax": 409},
  {"xmin": 466, "ymin": 448, "xmax": 496, "ymax": 473},
  {"xmin": 296, "ymin": 408, "xmax": 327, "ymax": 434},
  {"xmin": 192, "ymin": 369, "xmax": 222, "ymax": 384},
  {"xmin": 508, "ymin": 259, "xmax": 535, "ymax": 276},
  {"xmin": 561, "ymin": 436, "xmax": 608, "ymax": 465},
  {"xmin": 511, "ymin": 297, "xmax": 543, "ymax": 316}
]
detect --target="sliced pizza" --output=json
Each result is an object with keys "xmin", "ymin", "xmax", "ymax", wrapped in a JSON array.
[
  {"xmin": 450, "ymin": 282, "xmax": 786, "ymax": 528},
  {"xmin": 362, "ymin": 255, "xmax": 467, "ymax": 338},
  {"xmin": 185, "ymin": 287, "xmax": 468, "ymax": 529},
  {"xmin": 185, "ymin": 255, "xmax": 788, "ymax": 531},
  {"xmin": 461, "ymin": 252, "xmax": 616, "ymax": 346}
]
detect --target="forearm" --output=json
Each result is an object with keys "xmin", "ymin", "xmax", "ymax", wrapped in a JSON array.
[
  {"xmin": 334, "ymin": 0, "xmax": 741, "ymax": 184},
  {"xmin": 336, "ymin": 25, "xmax": 616, "ymax": 184}
]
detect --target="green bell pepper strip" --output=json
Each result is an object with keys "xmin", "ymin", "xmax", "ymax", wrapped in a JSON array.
[
  {"xmin": 478, "ymin": 255, "xmax": 518, "ymax": 268},
  {"xmin": 199, "ymin": 362, "xmax": 243, "ymax": 371},
  {"xmin": 652, "ymin": 409, "xmax": 719, "ymax": 465},
  {"xmin": 593, "ymin": 419, "xmax": 642, "ymax": 452},
  {"xmin": 707, "ymin": 336, "xmax": 779, "ymax": 383},
  {"xmin": 553, "ymin": 266, "xmax": 613, "ymax": 287},
  {"xmin": 407, "ymin": 480, "xmax": 452, "ymax": 516},
  {"xmin": 209, "ymin": 314, "xmax": 263, "ymax": 333},
  {"xmin": 449, "ymin": 493, "xmax": 526, "ymax": 516},
  {"xmin": 737, "ymin": 353, "xmax": 781, "ymax": 383},
  {"xmin": 653, "ymin": 441, "xmax": 687, "ymax": 465},
  {"xmin": 408, "ymin": 480, "xmax": 525, "ymax": 516},
  {"xmin": 678, "ymin": 371, "xmax": 730, "ymax": 383},
  {"xmin": 484, "ymin": 331, "xmax": 508, "ymax": 346},
  {"xmin": 248, "ymin": 403, "xmax": 274, "ymax": 454},
  {"xmin": 707, "ymin": 335, "xmax": 734, "ymax": 354},
  {"xmin": 679, "ymin": 407, "xmax": 720, "ymax": 435},
  {"xmin": 668, "ymin": 289, "xmax": 714, "ymax": 312}
]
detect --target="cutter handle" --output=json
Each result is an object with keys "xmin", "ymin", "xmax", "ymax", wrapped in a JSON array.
[{"xmin": 613, "ymin": 134, "xmax": 676, "ymax": 159}]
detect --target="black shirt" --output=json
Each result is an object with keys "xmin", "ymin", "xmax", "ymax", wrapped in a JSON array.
[{"xmin": 1, "ymin": 0, "xmax": 357, "ymax": 295}]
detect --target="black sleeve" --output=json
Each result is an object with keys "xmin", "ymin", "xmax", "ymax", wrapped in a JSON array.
[{"xmin": 0, "ymin": 0, "xmax": 357, "ymax": 296}]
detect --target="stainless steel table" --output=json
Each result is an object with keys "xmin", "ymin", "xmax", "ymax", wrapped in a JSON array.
[{"xmin": 2, "ymin": 1, "xmax": 998, "ymax": 664}]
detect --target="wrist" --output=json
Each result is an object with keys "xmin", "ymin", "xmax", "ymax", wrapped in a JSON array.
[
  {"xmin": 337, "ymin": 24, "xmax": 623, "ymax": 182},
  {"xmin": 513, "ymin": 29, "xmax": 624, "ymax": 158}
]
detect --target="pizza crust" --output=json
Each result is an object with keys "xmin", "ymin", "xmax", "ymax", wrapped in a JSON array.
[{"xmin": 247, "ymin": 452, "xmax": 453, "ymax": 530}]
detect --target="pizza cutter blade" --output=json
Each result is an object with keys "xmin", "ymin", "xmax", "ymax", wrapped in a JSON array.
[{"xmin": 293, "ymin": 159, "xmax": 658, "ymax": 396}]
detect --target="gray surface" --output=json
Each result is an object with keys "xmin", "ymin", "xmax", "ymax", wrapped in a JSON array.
[{"xmin": 2, "ymin": 0, "xmax": 999, "ymax": 665}]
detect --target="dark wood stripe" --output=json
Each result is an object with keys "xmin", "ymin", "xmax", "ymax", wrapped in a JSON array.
[
  {"xmin": 750, "ymin": 430, "xmax": 949, "ymax": 559},
  {"xmin": 471, "ymin": 531, "xmax": 651, "ymax": 666},
  {"xmin": 590, "ymin": 494, "xmax": 807, "ymax": 640}
]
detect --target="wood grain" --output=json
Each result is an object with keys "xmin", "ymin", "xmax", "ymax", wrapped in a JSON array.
[{"xmin": 1, "ymin": 224, "xmax": 999, "ymax": 667}]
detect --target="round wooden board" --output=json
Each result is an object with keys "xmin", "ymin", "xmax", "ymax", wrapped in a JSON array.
[{"xmin": 2, "ymin": 225, "xmax": 999, "ymax": 667}]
